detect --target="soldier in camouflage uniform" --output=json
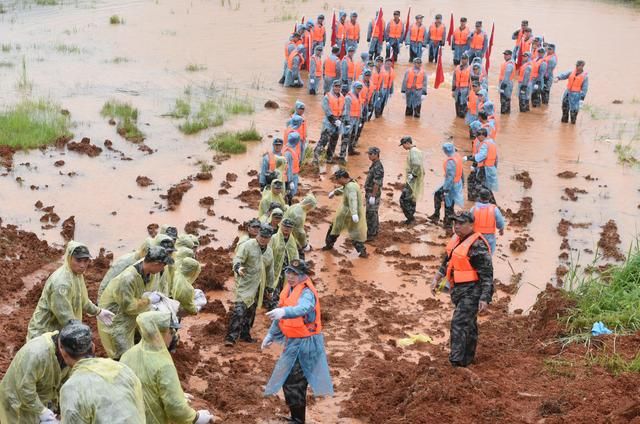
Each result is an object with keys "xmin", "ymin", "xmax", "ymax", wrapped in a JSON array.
[
  {"xmin": 430, "ymin": 212, "xmax": 493, "ymax": 367},
  {"xmin": 364, "ymin": 147, "xmax": 384, "ymax": 240},
  {"xmin": 399, "ymin": 136, "xmax": 424, "ymax": 224}
]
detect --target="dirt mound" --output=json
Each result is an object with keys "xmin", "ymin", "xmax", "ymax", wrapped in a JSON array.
[
  {"xmin": 161, "ymin": 180, "xmax": 193, "ymax": 210},
  {"xmin": 562, "ymin": 187, "xmax": 587, "ymax": 201},
  {"xmin": 195, "ymin": 172, "xmax": 212, "ymax": 181},
  {"xmin": 557, "ymin": 171, "xmax": 577, "ymax": 179},
  {"xmin": 264, "ymin": 100, "xmax": 279, "ymax": 109},
  {"xmin": 505, "ymin": 197, "xmax": 533, "ymax": 227},
  {"xmin": 67, "ymin": 137, "xmax": 103, "ymax": 157},
  {"xmin": 54, "ymin": 160, "xmax": 65, "ymax": 167},
  {"xmin": 236, "ymin": 189, "xmax": 262, "ymax": 209},
  {"xmin": 226, "ymin": 172, "xmax": 238, "ymax": 182},
  {"xmin": 514, "ymin": 171, "xmax": 532, "ymax": 189},
  {"xmin": 60, "ymin": 216, "xmax": 75, "ymax": 241},
  {"xmin": 184, "ymin": 220, "xmax": 206, "ymax": 236},
  {"xmin": 136, "ymin": 176, "xmax": 154, "ymax": 187},
  {"xmin": 510, "ymin": 236, "xmax": 528, "ymax": 252},
  {"xmin": 199, "ymin": 196, "xmax": 215, "ymax": 207},
  {"xmin": 195, "ymin": 246, "xmax": 233, "ymax": 291},
  {"xmin": 598, "ymin": 220, "xmax": 625, "ymax": 261},
  {"xmin": 0, "ymin": 146, "xmax": 15, "ymax": 169}
]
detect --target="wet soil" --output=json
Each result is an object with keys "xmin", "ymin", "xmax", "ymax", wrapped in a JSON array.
[
  {"xmin": 136, "ymin": 176, "xmax": 154, "ymax": 187},
  {"xmin": 598, "ymin": 220, "xmax": 626, "ymax": 261},
  {"xmin": 67, "ymin": 137, "xmax": 103, "ymax": 157},
  {"xmin": 510, "ymin": 236, "xmax": 529, "ymax": 252},
  {"xmin": 514, "ymin": 170, "xmax": 533, "ymax": 189},
  {"xmin": 161, "ymin": 180, "xmax": 194, "ymax": 211},
  {"xmin": 60, "ymin": 216, "xmax": 75, "ymax": 242},
  {"xmin": 504, "ymin": 197, "xmax": 533, "ymax": 227},
  {"xmin": 562, "ymin": 187, "xmax": 588, "ymax": 202},
  {"xmin": 557, "ymin": 171, "xmax": 578, "ymax": 179}
]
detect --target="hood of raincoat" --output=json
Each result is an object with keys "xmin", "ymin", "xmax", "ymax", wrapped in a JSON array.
[
  {"xmin": 151, "ymin": 233, "xmax": 174, "ymax": 248},
  {"xmin": 179, "ymin": 257, "xmax": 201, "ymax": 281},
  {"xmin": 174, "ymin": 247, "xmax": 195, "ymax": 262},
  {"xmin": 64, "ymin": 240, "xmax": 87, "ymax": 274},
  {"xmin": 301, "ymin": 193, "xmax": 317, "ymax": 208},
  {"xmin": 136, "ymin": 311, "xmax": 174, "ymax": 352},
  {"xmin": 175, "ymin": 234, "xmax": 199, "ymax": 250}
]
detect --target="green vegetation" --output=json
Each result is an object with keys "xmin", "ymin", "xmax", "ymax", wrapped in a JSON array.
[
  {"xmin": 543, "ymin": 358, "xmax": 577, "ymax": 378},
  {"xmin": 2, "ymin": 44, "xmax": 12, "ymax": 53},
  {"xmin": 0, "ymin": 61, "xmax": 14, "ymax": 68},
  {"xmin": 271, "ymin": 10, "xmax": 297, "ymax": 22},
  {"xmin": 588, "ymin": 352, "xmax": 640, "ymax": 376},
  {"xmin": 185, "ymin": 63, "xmax": 207, "ymax": 72},
  {"xmin": 0, "ymin": 99, "xmax": 72, "ymax": 149},
  {"xmin": 100, "ymin": 100, "xmax": 144, "ymax": 141},
  {"xmin": 54, "ymin": 43, "xmax": 81, "ymax": 54},
  {"xmin": 35, "ymin": 0, "xmax": 58, "ymax": 5},
  {"xmin": 111, "ymin": 56, "xmax": 129, "ymax": 64},
  {"xmin": 109, "ymin": 15, "xmax": 124, "ymax": 24},
  {"xmin": 17, "ymin": 57, "xmax": 31, "ymax": 92},
  {"xmin": 614, "ymin": 142, "xmax": 639, "ymax": 166},
  {"xmin": 208, "ymin": 125, "xmax": 261, "ymax": 154}
]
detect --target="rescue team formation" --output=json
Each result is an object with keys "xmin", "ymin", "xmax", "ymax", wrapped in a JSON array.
[{"xmin": 0, "ymin": 6, "xmax": 590, "ymax": 424}]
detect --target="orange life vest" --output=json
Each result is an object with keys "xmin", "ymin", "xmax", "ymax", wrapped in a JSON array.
[
  {"xmin": 499, "ymin": 60, "xmax": 516, "ymax": 81},
  {"xmin": 336, "ymin": 22, "xmax": 345, "ymax": 39},
  {"xmin": 444, "ymin": 154, "xmax": 463, "ymax": 183},
  {"xmin": 344, "ymin": 56, "xmax": 355, "ymax": 80},
  {"xmin": 515, "ymin": 28, "xmax": 524, "ymax": 46},
  {"xmin": 311, "ymin": 56, "xmax": 323, "ymax": 77},
  {"xmin": 371, "ymin": 68, "xmax": 384, "ymax": 90},
  {"xmin": 283, "ymin": 145, "xmax": 300, "ymax": 174},
  {"xmin": 543, "ymin": 53, "xmax": 557, "ymax": 65},
  {"xmin": 518, "ymin": 61, "xmax": 531, "ymax": 82},
  {"xmin": 470, "ymin": 31, "xmax": 485, "ymax": 49},
  {"xmin": 429, "ymin": 23, "xmax": 445, "ymax": 41},
  {"xmin": 288, "ymin": 114, "xmax": 306, "ymax": 142},
  {"xmin": 478, "ymin": 140, "xmax": 497, "ymax": 167},
  {"xmin": 521, "ymin": 37, "xmax": 532, "ymax": 54},
  {"xmin": 265, "ymin": 151, "xmax": 277, "ymax": 171},
  {"xmin": 453, "ymin": 27, "xmax": 470, "ymax": 45},
  {"xmin": 347, "ymin": 92, "xmax": 361, "ymax": 117},
  {"xmin": 278, "ymin": 278, "xmax": 322, "ymax": 338},
  {"xmin": 354, "ymin": 62, "xmax": 365, "ymax": 80},
  {"xmin": 567, "ymin": 70, "xmax": 586, "ymax": 92},
  {"xmin": 472, "ymin": 138, "xmax": 480, "ymax": 156},
  {"xmin": 454, "ymin": 65, "xmax": 470, "ymax": 88},
  {"xmin": 287, "ymin": 49, "xmax": 303, "ymax": 70},
  {"xmin": 410, "ymin": 23, "xmax": 425, "ymax": 42},
  {"xmin": 473, "ymin": 205, "xmax": 497, "ymax": 234},
  {"xmin": 531, "ymin": 57, "xmax": 544, "ymax": 79},
  {"xmin": 284, "ymin": 41, "xmax": 295, "ymax": 58},
  {"xmin": 311, "ymin": 24, "xmax": 325, "ymax": 42},
  {"xmin": 324, "ymin": 56, "xmax": 338, "ymax": 78},
  {"xmin": 382, "ymin": 67, "xmax": 395, "ymax": 88},
  {"xmin": 468, "ymin": 89, "xmax": 479, "ymax": 115},
  {"xmin": 345, "ymin": 21, "xmax": 360, "ymax": 41},
  {"xmin": 388, "ymin": 20, "xmax": 403, "ymax": 38},
  {"xmin": 371, "ymin": 18, "xmax": 384, "ymax": 38},
  {"xmin": 405, "ymin": 68, "xmax": 424, "ymax": 90},
  {"xmin": 445, "ymin": 233, "xmax": 490, "ymax": 285},
  {"xmin": 487, "ymin": 115, "xmax": 498, "ymax": 139},
  {"xmin": 359, "ymin": 81, "xmax": 373, "ymax": 103},
  {"xmin": 326, "ymin": 92, "xmax": 345, "ymax": 117}
]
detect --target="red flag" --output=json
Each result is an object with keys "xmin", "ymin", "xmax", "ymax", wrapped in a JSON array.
[
  {"xmin": 446, "ymin": 13, "xmax": 454, "ymax": 46},
  {"xmin": 339, "ymin": 38, "xmax": 346, "ymax": 59},
  {"xmin": 485, "ymin": 23, "xmax": 494, "ymax": 73},
  {"xmin": 301, "ymin": 16, "xmax": 305, "ymax": 24},
  {"xmin": 516, "ymin": 39, "xmax": 524, "ymax": 70},
  {"xmin": 305, "ymin": 32, "xmax": 311, "ymax": 70},
  {"xmin": 434, "ymin": 48, "xmax": 445, "ymax": 88},
  {"xmin": 331, "ymin": 11, "xmax": 337, "ymax": 46},
  {"xmin": 374, "ymin": 8, "xmax": 384, "ymax": 42},
  {"xmin": 405, "ymin": 7, "xmax": 411, "ymax": 40}
]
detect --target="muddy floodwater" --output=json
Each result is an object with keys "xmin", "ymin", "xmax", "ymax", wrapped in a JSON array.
[{"xmin": 1, "ymin": 0, "xmax": 640, "ymax": 422}]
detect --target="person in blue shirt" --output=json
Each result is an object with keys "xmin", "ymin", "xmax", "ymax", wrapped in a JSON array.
[{"xmin": 469, "ymin": 189, "xmax": 505, "ymax": 255}]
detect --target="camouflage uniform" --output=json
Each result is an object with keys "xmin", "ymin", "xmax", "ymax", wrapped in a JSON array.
[
  {"xmin": 364, "ymin": 159, "xmax": 384, "ymax": 238},
  {"xmin": 438, "ymin": 237, "xmax": 493, "ymax": 366}
]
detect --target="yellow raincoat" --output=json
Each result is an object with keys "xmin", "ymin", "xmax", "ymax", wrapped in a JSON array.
[
  {"xmin": 406, "ymin": 146, "xmax": 425, "ymax": 201},
  {"xmin": 59, "ymin": 357, "xmax": 145, "ymax": 423},
  {"xmin": 258, "ymin": 179, "xmax": 288, "ymax": 220},
  {"xmin": 329, "ymin": 180, "xmax": 367, "ymax": 242},
  {"xmin": 150, "ymin": 234, "xmax": 177, "ymax": 296},
  {"xmin": 27, "ymin": 241, "xmax": 101, "ymax": 340},
  {"xmin": 268, "ymin": 229, "xmax": 299, "ymax": 286},
  {"xmin": 0, "ymin": 332, "xmax": 65, "ymax": 423},
  {"xmin": 282, "ymin": 194, "xmax": 317, "ymax": 248},
  {"xmin": 98, "ymin": 239, "xmax": 150, "ymax": 300},
  {"xmin": 170, "ymin": 258, "xmax": 202, "ymax": 315},
  {"xmin": 175, "ymin": 234, "xmax": 198, "ymax": 251},
  {"xmin": 232, "ymin": 239, "xmax": 274, "ymax": 308},
  {"xmin": 120, "ymin": 312, "xmax": 197, "ymax": 424}
]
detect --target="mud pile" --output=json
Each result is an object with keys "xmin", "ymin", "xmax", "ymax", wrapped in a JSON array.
[
  {"xmin": 598, "ymin": 220, "xmax": 625, "ymax": 261},
  {"xmin": 514, "ymin": 170, "xmax": 533, "ymax": 189},
  {"xmin": 67, "ymin": 137, "xmax": 103, "ymax": 157},
  {"xmin": 195, "ymin": 246, "xmax": 233, "ymax": 291},
  {"xmin": 161, "ymin": 180, "xmax": 194, "ymax": 210},
  {"xmin": 505, "ymin": 197, "xmax": 533, "ymax": 227}
]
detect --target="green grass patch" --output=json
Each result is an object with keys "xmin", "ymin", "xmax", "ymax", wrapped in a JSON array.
[
  {"xmin": 0, "ymin": 61, "xmax": 14, "ymax": 68},
  {"xmin": 1, "ymin": 44, "xmax": 11, "ymax": 53},
  {"xmin": 208, "ymin": 126, "xmax": 261, "ymax": 154},
  {"xmin": 589, "ymin": 352, "xmax": 640, "ymax": 376},
  {"xmin": 542, "ymin": 358, "xmax": 577, "ymax": 378},
  {"xmin": 35, "ymin": 0, "xmax": 58, "ymax": 5},
  {"xmin": 100, "ymin": 100, "xmax": 144, "ymax": 142},
  {"xmin": 54, "ymin": 43, "xmax": 81, "ymax": 54},
  {"xmin": 0, "ymin": 99, "xmax": 72, "ymax": 149},
  {"xmin": 582, "ymin": 103, "xmax": 609, "ymax": 120},
  {"xmin": 111, "ymin": 56, "xmax": 129, "ymax": 64},
  {"xmin": 171, "ymin": 98, "xmax": 191, "ymax": 119},
  {"xmin": 185, "ymin": 63, "xmax": 207, "ymax": 72},
  {"xmin": 614, "ymin": 142, "xmax": 639, "ymax": 166},
  {"xmin": 223, "ymin": 95, "xmax": 254, "ymax": 115},
  {"xmin": 109, "ymin": 15, "xmax": 123, "ymax": 24}
]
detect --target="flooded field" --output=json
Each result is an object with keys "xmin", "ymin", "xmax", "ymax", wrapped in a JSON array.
[{"xmin": 1, "ymin": 0, "xmax": 639, "ymax": 422}]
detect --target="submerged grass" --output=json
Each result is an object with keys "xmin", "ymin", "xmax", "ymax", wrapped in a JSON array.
[
  {"xmin": 185, "ymin": 63, "xmax": 207, "ymax": 72},
  {"xmin": 100, "ymin": 100, "xmax": 144, "ymax": 141},
  {"xmin": 614, "ymin": 142, "xmax": 639, "ymax": 166},
  {"xmin": 0, "ymin": 99, "xmax": 71, "ymax": 149},
  {"xmin": 54, "ymin": 43, "xmax": 81, "ymax": 54},
  {"xmin": 109, "ymin": 15, "xmax": 124, "ymax": 24},
  {"xmin": 208, "ymin": 125, "xmax": 261, "ymax": 154}
]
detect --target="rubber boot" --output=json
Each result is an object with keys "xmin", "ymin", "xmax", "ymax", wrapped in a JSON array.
[
  {"xmin": 354, "ymin": 242, "xmax": 368, "ymax": 258},
  {"xmin": 570, "ymin": 111, "xmax": 578, "ymax": 124},
  {"xmin": 289, "ymin": 405, "xmax": 306, "ymax": 423},
  {"xmin": 561, "ymin": 109, "xmax": 569, "ymax": 123},
  {"xmin": 322, "ymin": 226, "xmax": 337, "ymax": 250},
  {"xmin": 413, "ymin": 104, "xmax": 421, "ymax": 118},
  {"xmin": 443, "ymin": 206, "xmax": 455, "ymax": 229},
  {"xmin": 505, "ymin": 98, "xmax": 511, "ymax": 114},
  {"xmin": 405, "ymin": 106, "xmax": 413, "ymax": 116},
  {"xmin": 278, "ymin": 76, "xmax": 285, "ymax": 85}
]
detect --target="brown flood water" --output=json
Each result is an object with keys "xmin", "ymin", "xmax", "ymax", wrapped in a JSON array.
[{"xmin": 1, "ymin": 0, "xmax": 640, "ymax": 421}]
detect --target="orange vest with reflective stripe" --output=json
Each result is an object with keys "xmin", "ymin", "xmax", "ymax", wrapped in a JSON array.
[
  {"xmin": 388, "ymin": 20, "xmax": 403, "ymax": 38},
  {"xmin": 567, "ymin": 70, "xmax": 586, "ymax": 92},
  {"xmin": 429, "ymin": 23, "xmax": 445, "ymax": 41},
  {"xmin": 311, "ymin": 56, "xmax": 322, "ymax": 77},
  {"xmin": 518, "ymin": 61, "xmax": 531, "ymax": 82},
  {"xmin": 347, "ymin": 92, "xmax": 361, "ymax": 117},
  {"xmin": 478, "ymin": 140, "xmax": 497, "ymax": 167},
  {"xmin": 345, "ymin": 21, "xmax": 360, "ymax": 40},
  {"xmin": 371, "ymin": 68, "xmax": 384, "ymax": 90},
  {"xmin": 371, "ymin": 18, "xmax": 384, "ymax": 38},
  {"xmin": 283, "ymin": 145, "xmax": 300, "ymax": 174},
  {"xmin": 288, "ymin": 50, "xmax": 303, "ymax": 70},
  {"xmin": 531, "ymin": 57, "xmax": 544, "ymax": 79},
  {"xmin": 468, "ymin": 89, "xmax": 479, "ymax": 115},
  {"xmin": 455, "ymin": 66, "xmax": 470, "ymax": 88},
  {"xmin": 382, "ymin": 67, "xmax": 395, "ymax": 88},
  {"xmin": 453, "ymin": 27, "xmax": 470, "ymax": 45},
  {"xmin": 327, "ymin": 92, "xmax": 345, "ymax": 117},
  {"xmin": 499, "ymin": 60, "xmax": 515, "ymax": 81},
  {"xmin": 445, "ymin": 233, "xmax": 490, "ymax": 285},
  {"xmin": 311, "ymin": 25, "xmax": 325, "ymax": 42},
  {"xmin": 278, "ymin": 278, "xmax": 322, "ymax": 338},
  {"xmin": 324, "ymin": 56, "xmax": 337, "ymax": 78},
  {"xmin": 470, "ymin": 32, "xmax": 485, "ymax": 49},
  {"xmin": 410, "ymin": 23, "xmax": 425, "ymax": 42},
  {"xmin": 406, "ymin": 68, "xmax": 424, "ymax": 89},
  {"xmin": 473, "ymin": 205, "xmax": 497, "ymax": 234},
  {"xmin": 444, "ymin": 154, "xmax": 463, "ymax": 183}
]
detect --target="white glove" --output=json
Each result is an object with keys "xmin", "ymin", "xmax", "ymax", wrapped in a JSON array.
[
  {"xmin": 193, "ymin": 289, "xmax": 207, "ymax": 308},
  {"xmin": 39, "ymin": 408, "xmax": 58, "ymax": 423},
  {"xmin": 195, "ymin": 410, "xmax": 214, "ymax": 424},
  {"xmin": 266, "ymin": 307, "xmax": 286, "ymax": 320},
  {"xmin": 533, "ymin": 84, "xmax": 539, "ymax": 90},
  {"xmin": 261, "ymin": 333, "xmax": 273, "ymax": 350},
  {"xmin": 579, "ymin": 100, "xmax": 584, "ymax": 108},
  {"xmin": 310, "ymin": 79, "xmax": 315, "ymax": 84},
  {"xmin": 462, "ymin": 156, "xmax": 468, "ymax": 162},
  {"xmin": 407, "ymin": 174, "xmax": 414, "ymax": 182},
  {"xmin": 334, "ymin": 119, "xmax": 342, "ymax": 127},
  {"xmin": 237, "ymin": 266, "xmax": 246, "ymax": 277},
  {"xmin": 97, "ymin": 309, "xmax": 115, "ymax": 326},
  {"xmin": 328, "ymin": 190, "xmax": 335, "ymax": 199},
  {"xmin": 352, "ymin": 214, "xmax": 359, "ymax": 223},
  {"xmin": 368, "ymin": 196, "xmax": 376, "ymax": 206},
  {"xmin": 303, "ymin": 244, "xmax": 312, "ymax": 252},
  {"xmin": 421, "ymin": 95, "xmax": 426, "ymax": 100},
  {"xmin": 184, "ymin": 392, "xmax": 194, "ymax": 402},
  {"xmin": 143, "ymin": 292, "xmax": 162, "ymax": 304},
  {"xmin": 499, "ymin": 89, "xmax": 504, "ymax": 94}
]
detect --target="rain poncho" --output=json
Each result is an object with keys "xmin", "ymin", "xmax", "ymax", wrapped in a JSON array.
[
  {"xmin": 27, "ymin": 241, "xmax": 101, "ymax": 340},
  {"xmin": 258, "ymin": 179, "xmax": 288, "ymax": 219},
  {"xmin": 329, "ymin": 180, "xmax": 367, "ymax": 243},
  {"xmin": 0, "ymin": 332, "xmax": 64, "ymax": 423},
  {"xmin": 170, "ymin": 258, "xmax": 202, "ymax": 315},
  {"xmin": 283, "ymin": 194, "xmax": 317, "ymax": 248},
  {"xmin": 441, "ymin": 145, "xmax": 464, "ymax": 208},
  {"xmin": 98, "ymin": 265, "xmax": 152, "ymax": 359},
  {"xmin": 472, "ymin": 139, "xmax": 499, "ymax": 191},
  {"xmin": 120, "ymin": 312, "xmax": 197, "ymax": 424},
  {"xmin": 98, "ymin": 239, "xmax": 150, "ymax": 300},
  {"xmin": 405, "ymin": 146, "xmax": 425, "ymax": 201},
  {"xmin": 175, "ymin": 234, "xmax": 198, "ymax": 251},
  {"xmin": 174, "ymin": 247, "xmax": 195, "ymax": 264},
  {"xmin": 232, "ymin": 239, "xmax": 274, "ymax": 309},
  {"xmin": 149, "ymin": 234, "xmax": 177, "ymax": 296},
  {"xmin": 268, "ymin": 230, "xmax": 299, "ymax": 286},
  {"xmin": 59, "ymin": 357, "xmax": 145, "ymax": 423}
]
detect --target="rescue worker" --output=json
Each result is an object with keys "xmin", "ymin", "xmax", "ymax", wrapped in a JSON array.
[
  {"xmin": 339, "ymin": 81, "xmax": 363, "ymax": 163},
  {"xmin": 465, "ymin": 81, "xmax": 482, "ymax": 129},
  {"xmin": 384, "ymin": 10, "xmax": 405, "ymax": 62},
  {"xmin": 237, "ymin": 218, "xmax": 262, "ymax": 251},
  {"xmin": 367, "ymin": 10, "xmax": 385, "ymax": 58},
  {"xmin": 401, "ymin": 57, "xmax": 428, "ymax": 118},
  {"xmin": 530, "ymin": 47, "xmax": 547, "ymax": 108},
  {"xmin": 284, "ymin": 132, "xmax": 302, "ymax": 199},
  {"xmin": 364, "ymin": 147, "xmax": 384, "ymax": 240},
  {"xmin": 280, "ymin": 33, "xmax": 300, "ymax": 85},
  {"xmin": 430, "ymin": 142, "xmax": 464, "ymax": 227},
  {"xmin": 464, "ymin": 128, "xmax": 498, "ymax": 202},
  {"xmin": 556, "ymin": 60, "xmax": 589, "ymax": 124},
  {"xmin": 225, "ymin": 225, "xmax": 274, "ymax": 346},
  {"xmin": 267, "ymin": 218, "xmax": 299, "ymax": 310},
  {"xmin": 511, "ymin": 20, "xmax": 529, "ymax": 58},
  {"xmin": 58, "ymin": 322, "xmax": 146, "ymax": 422},
  {"xmin": 262, "ymin": 259, "xmax": 333, "ymax": 424},
  {"xmin": 291, "ymin": 101, "xmax": 307, "ymax": 157},
  {"xmin": 470, "ymin": 189, "xmax": 505, "ymax": 255},
  {"xmin": 259, "ymin": 179, "xmax": 288, "ymax": 220},
  {"xmin": 259, "ymin": 138, "xmax": 284, "ymax": 190},
  {"xmin": 399, "ymin": 136, "xmax": 425, "ymax": 224},
  {"xmin": 405, "ymin": 14, "xmax": 427, "ymax": 63},
  {"xmin": 452, "ymin": 53, "xmax": 471, "ymax": 118},
  {"xmin": 483, "ymin": 102, "xmax": 499, "ymax": 140},
  {"xmin": 335, "ymin": 11, "xmax": 347, "ymax": 57},
  {"xmin": 97, "ymin": 239, "xmax": 150, "ymax": 300},
  {"xmin": 323, "ymin": 169, "xmax": 368, "ymax": 258},
  {"xmin": 323, "ymin": 45, "xmax": 341, "ymax": 94},
  {"xmin": 467, "ymin": 21, "xmax": 487, "ymax": 64},
  {"xmin": 98, "ymin": 246, "xmax": 173, "ymax": 360},
  {"xmin": 313, "ymin": 80, "xmax": 345, "ymax": 165},
  {"xmin": 518, "ymin": 51, "xmax": 533, "ymax": 112},
  {"xmin": 357, "ymin": 69, "xmax": 374, "ymax": 137},
  {"xmin": 542, "ymin": 43, "xmax": 557, "ymax": 104},
  {"xmin": 148, "ymin": 234, "xmax": 180, "ymax": 297},
  {"xmin": 27, "ymin": 241, "xmax": 115, "ymax": 340},
  {"xmin": 430, "ymin": 212, "xmax": 494, "ymax": 367},
  {"xmin": 354, "ymin": 52, "xmax": 369, "ymax": 84},
  {"xmin": 344, "ymin": 11, "xmax": 360, "ymax": 52},
  {"xmin": 426, "ymin": 14, "xmax": 446, "ymax": 63},
  {"xmin": 377, "ymin": 58, "xmax": 395, "ymax": 116},
  {"xmin": 498, "ymin": 50, "xmax": 516, "ymax": 114},
  {"xmin": 370, "ymin": 56, "xmax": 385, "ymax": 118},
  {"xmin": 311, "ymin": 14, "xmax": 326, "ymax": 53},
  {"xmin": 519, "ymin": 28, "xmax": 533, "ymax": 59},
  {"xmin": 469, "ymin": 60, "xmax": 488, "ymax": 90},
  {"xmin": 121, "ymin": 311, "xmax": 215, "ymax": 424},
  {"xmin": 170, "ymin": 257, "xmax": 203, "ymax": 315},
  {"xmin": 158, "ymin": 225, "xmax": 178, "ymax": 241},
  {"xmin": 282, "ymin": 194, "xmax": 317, "ymax": 257},
  {"xmin": 340, "ymin": 46, "xmax": 357, "ymax": 94},
  {"xmin": 265, "ymin": 208, "xmax": 284, "ymax": 233},
  {"xmin": 452, "ymin": 17, "xmax": 470, "ymax": 65},
  {"xmin": 308, "ymin": 46, "xmax": 323, "ymax": 95},
  {"xmin": 284, "ymin": 45, "xmax": 305, "ymax": 88}
]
